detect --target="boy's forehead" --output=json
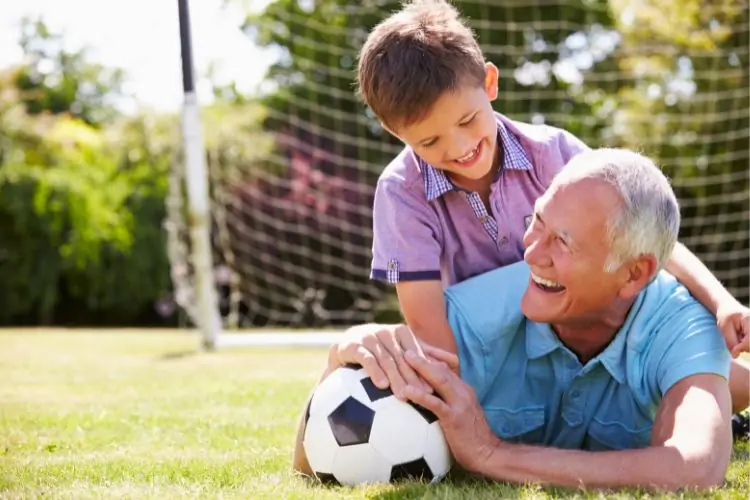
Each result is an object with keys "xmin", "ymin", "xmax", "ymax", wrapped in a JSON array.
[{"xmin": 395, "ymin": 85, "xmax": 487, "ymax": 140}]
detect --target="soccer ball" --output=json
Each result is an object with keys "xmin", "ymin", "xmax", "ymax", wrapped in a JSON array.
[{"xmin": 303, "ymin": 363, "xmax": 453, "ymax": 486}]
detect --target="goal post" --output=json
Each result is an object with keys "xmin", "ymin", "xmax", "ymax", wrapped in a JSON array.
[
  {"xmin": 176, "ymin": 0, "xmax": 223, "ymax": 350},
  {"xmin": 167, "ymin": 0, "xmax": 749, "ymax": 348}
]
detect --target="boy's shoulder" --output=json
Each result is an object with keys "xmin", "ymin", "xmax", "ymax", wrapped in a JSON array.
[
  {"xmin": 496, "ymin": 113, "xmax": 590, "ymax": 156},
  {"xmin": 376, "ymin": 145, "xmax": 425, "ymax": 193}
]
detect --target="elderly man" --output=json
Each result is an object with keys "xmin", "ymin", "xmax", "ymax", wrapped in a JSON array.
[{"xmin": 293, "ymin": 148, "xmax": 745, "ymax": 490}]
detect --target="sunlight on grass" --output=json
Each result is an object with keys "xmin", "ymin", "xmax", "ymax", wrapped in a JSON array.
[{"xmin": 0, "ymin": 330, "xmax": 748, "ymax": 499}]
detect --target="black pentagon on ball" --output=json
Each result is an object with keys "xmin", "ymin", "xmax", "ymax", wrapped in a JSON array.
[
  {"xmin": 328, "ymin": 396, "xmax": 375, "ymax": 446},
  {"xmin": 360, "ymin": 375, "xmax": 439, "ymax": 424},
  {"xmin": 303, "ymin": 397, "xmax": 312, "ymax": 425},
  {"xmin": 315, "ymin": 472, "xmax": 339, "ymax": 485},
  {"xmin": 390, "ymin": 457, "xmax": 434, "ymax": 482},
  {"xmin": 360, "ymin": 376, "xmax": 394, "ymax": 402},
  {"xmin": 409, "ymin": 401, "xmax": 438, "ymax": 424}
]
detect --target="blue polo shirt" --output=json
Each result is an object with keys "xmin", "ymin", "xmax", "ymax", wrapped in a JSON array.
[{"xmin": 446, "ymin": 261, "xmax": 731, "ymax": 451}]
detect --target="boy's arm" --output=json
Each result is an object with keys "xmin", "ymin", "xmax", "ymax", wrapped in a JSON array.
[
  {"xmin": 665, "ymin": 242, "xmax": 749, "ymax": 354},
  {"xmin": 396, "ymin": 280, "xmax": 458, "ymax": 357}
]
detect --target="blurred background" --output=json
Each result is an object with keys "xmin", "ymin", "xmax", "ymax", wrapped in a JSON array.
[{"xmin": 0, "ymin": 0, "xmax": 747, "ymax": 331}]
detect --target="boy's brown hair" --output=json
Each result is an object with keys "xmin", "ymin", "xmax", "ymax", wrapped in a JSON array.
[{"xmin": 356, "ymin": 0, "xmax": 486, "ymax": 131}]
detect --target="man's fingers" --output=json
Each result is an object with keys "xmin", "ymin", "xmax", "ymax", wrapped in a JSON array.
[
  {"xmin": 404, "ymin": 350, "xmax": 459, "ymax": 402},
  {"xmin": 420, "ymin": 342, "xmax": 459, "ymax": 371},
  {"xmin": 731, "ymin": 336, "xmax": 749, "ymax": 358},
  {"xmin": 402, "ymin": 385, "xmax": 450, "ymax": 421}
]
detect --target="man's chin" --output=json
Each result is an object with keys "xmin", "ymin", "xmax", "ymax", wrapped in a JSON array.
[{"xmin": 521, "ymin": 291, "xmax": 558, "ymax": 323}]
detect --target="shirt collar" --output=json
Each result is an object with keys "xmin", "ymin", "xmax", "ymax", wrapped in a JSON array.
[
  {"xmin": 420, "ymin": 117, "xmax": 533, "ymax": 201},
  {"xmin": 524, "ymin": 292, "xmax": 647, "ymax": 384}
]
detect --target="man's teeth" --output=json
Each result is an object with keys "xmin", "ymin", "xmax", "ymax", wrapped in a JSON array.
[
  {"xmin": 531, "ymin": 272, "xmax": 565, "ymax": 290},
  {"xmin": 456, "ymin": 146, "xmax": 478, "ymax": 163}
]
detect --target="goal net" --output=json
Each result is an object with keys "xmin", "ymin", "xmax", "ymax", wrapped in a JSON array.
[{"xmin": 166, "ymin": 0, "xmax": 749, "ymax": 333}]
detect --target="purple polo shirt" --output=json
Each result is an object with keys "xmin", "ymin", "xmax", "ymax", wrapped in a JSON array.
[{"xmin": 370, "ymin": 112, "xmax": 589, "ymax": 287}]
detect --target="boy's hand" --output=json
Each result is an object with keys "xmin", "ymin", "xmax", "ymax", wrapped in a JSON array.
[
  {"xmin": 716, "ymin": 301, "xmax": 750, "ymax": 358},
  {"xmin": 327, "ymin": 323, "xmax": 459, "ymax": 400}
]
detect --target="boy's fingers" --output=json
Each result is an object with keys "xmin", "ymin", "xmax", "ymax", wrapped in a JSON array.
[
  {"xmin": 374, "ymin": 331, "xmax": 430, "ymax": 396},
  {"xmin": 364, "ymin": 334, "xmax": 410, "ymax": 396},
  {"xmin": 351, "ymin": 345, "xmax": 389, "ymax": 388}
]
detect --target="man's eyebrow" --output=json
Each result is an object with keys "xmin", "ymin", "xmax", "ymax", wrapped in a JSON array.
[{"xmin": 534, "ymin": 209, "xmax": 575, "ymax": 246}]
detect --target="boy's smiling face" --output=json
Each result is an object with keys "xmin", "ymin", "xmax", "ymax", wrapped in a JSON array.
[{"xmin": 386, "ymin": 62, "xmax": 501, "ymax": 189}]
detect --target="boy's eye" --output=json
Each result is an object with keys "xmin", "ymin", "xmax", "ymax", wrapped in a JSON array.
[
  {"xmin": 421, "ymin": 139, "xmax": 436, "ymax": 148},
  {"xmin": 460, "ymin": 114, "xmax": 476, "ymax": 126}
]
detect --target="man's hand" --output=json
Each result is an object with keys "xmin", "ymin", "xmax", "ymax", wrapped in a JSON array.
[
  {"xmin": 329, "ymin": 323, "xmax": 459, "ymax": 400},
  {"xmin": 401, "ymin": 350, "xmax": 500, "ymax": 473},
  {"xmin": 716, "ymin": 300, "xmax": 750, "ymax": 358}
]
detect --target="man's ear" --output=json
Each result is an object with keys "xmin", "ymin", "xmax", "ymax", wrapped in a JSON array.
[{"xmin": 618, "ymin": 254, "xmax": 658, "ymax": 299}]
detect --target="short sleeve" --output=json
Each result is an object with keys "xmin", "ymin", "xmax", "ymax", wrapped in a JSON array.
[
  {"xmin": 370, "ymin": 176, "xmax": 442, "ymax": 284},
  {"xmin": 536, "ymin": 127, "xmax": 591, "ymax": 187},
  {"xmin": 651, "ymin": 305, "xmax": 731, "ymax": 396}
]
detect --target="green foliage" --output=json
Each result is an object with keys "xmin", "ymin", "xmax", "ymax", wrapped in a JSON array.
[
  {"xmin": 0, "ymin": 105, "xmax": 174, "ymax": 325},
  {"xmin": 13, "ymin": 18, "xmax": 126, "ymax": 128}
]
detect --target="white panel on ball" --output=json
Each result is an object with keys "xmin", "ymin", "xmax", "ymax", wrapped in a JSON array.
[
  {"xmin": 368, "ymin": 399, "xmax": 429, "ymax": 464},
  {"xmin": 331, "ymin": 443, "xmax": 393, "ymax": 485},
  {"xmin": 308, "ymin": 369, "xmax": 349, "ymax": 417},
  {"xmin": 424, "ymin": 422, "xmax": 452, "ymax": 482},
  {"xmin": 303, "ymin": 413, "xmax": 339, "ymax": 474}
]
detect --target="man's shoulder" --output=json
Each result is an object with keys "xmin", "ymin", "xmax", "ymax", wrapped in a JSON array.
[
  {"xmin": 444, "ymin": 261, "xmax": 529, "ymax": 340},
  {"xmin": 628, "ymin": 271, "xmax": 717, "ymax": 351}
]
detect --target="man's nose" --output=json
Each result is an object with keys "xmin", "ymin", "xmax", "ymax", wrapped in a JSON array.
[{"xmin": 524, "ymin": 235, "xmax": 550, "ymax": 267}]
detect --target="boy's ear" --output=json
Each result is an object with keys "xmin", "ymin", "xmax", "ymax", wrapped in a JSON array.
[{"xmin": 484, "ymin": 62, "xmax": 499, "ymax": 101}]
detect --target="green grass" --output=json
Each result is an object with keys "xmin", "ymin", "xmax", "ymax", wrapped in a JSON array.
[{"xmin": 0, "ymin": 329, "xmax": 747, "ymax": 499}]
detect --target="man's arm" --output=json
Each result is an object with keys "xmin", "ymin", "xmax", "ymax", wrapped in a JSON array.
[{"xmin": 474, "ymin": 374, "xmax": 732, "ymax": 491}]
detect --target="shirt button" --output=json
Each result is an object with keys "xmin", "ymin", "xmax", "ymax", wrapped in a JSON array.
[
  {"xmin": 499, "ymin": 236, "xmax": 508, "ymax": 245},
  {"xmin": 388, "ymin": 261, "xmax": 397, "ymax": 270},
  {"xmin": 479, "ymin": 215, "xmax": 489, "ymax": 223},
  {"xmin": 571, "ymin": 389, "xmax": 581, "ymax": 398}
]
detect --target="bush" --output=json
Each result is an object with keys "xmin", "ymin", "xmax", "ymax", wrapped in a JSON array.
[{"xmin": 0, "ymin": 105, "xmax": 175, "ymax": 326}]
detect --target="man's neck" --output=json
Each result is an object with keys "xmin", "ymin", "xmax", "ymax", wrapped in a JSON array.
[{"xmin": 551, "ymin": 297, "xmax": 637, "ymax": 364}]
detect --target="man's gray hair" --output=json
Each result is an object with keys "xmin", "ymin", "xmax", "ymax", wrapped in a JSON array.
[{"xmin": 552, "ymin": 148, "xmax": 680, "ymax": 274}]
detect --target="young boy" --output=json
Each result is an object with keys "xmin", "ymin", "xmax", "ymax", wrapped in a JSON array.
[{"xmin": 358, "ymin": 1, "xmax": 749, "ymax": 418}]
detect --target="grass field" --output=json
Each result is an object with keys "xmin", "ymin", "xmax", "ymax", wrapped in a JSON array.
[{"xmin": 1, "ymin": 330, "xmax": 748, "ymax": 499}]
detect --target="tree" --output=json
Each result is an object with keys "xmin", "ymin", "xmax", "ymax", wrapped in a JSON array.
[{"xmin": 12, "ymin": 17, "xmax": 126, "ymax": 127}]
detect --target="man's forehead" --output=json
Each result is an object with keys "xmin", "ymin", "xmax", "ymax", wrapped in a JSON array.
[{"xmin": 537, "ymin": 180, "xmax": 618, "ymax": 241}]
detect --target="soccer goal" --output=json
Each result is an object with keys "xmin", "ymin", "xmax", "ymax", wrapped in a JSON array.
[{"xmin": 167, "ymin": 0, "xmax": 749, "ymax": 350}]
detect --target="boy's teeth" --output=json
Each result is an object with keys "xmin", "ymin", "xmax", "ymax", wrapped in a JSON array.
[{"xmin": 457, "ymin": 147, "xmax": 478, "ymax": 163}]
